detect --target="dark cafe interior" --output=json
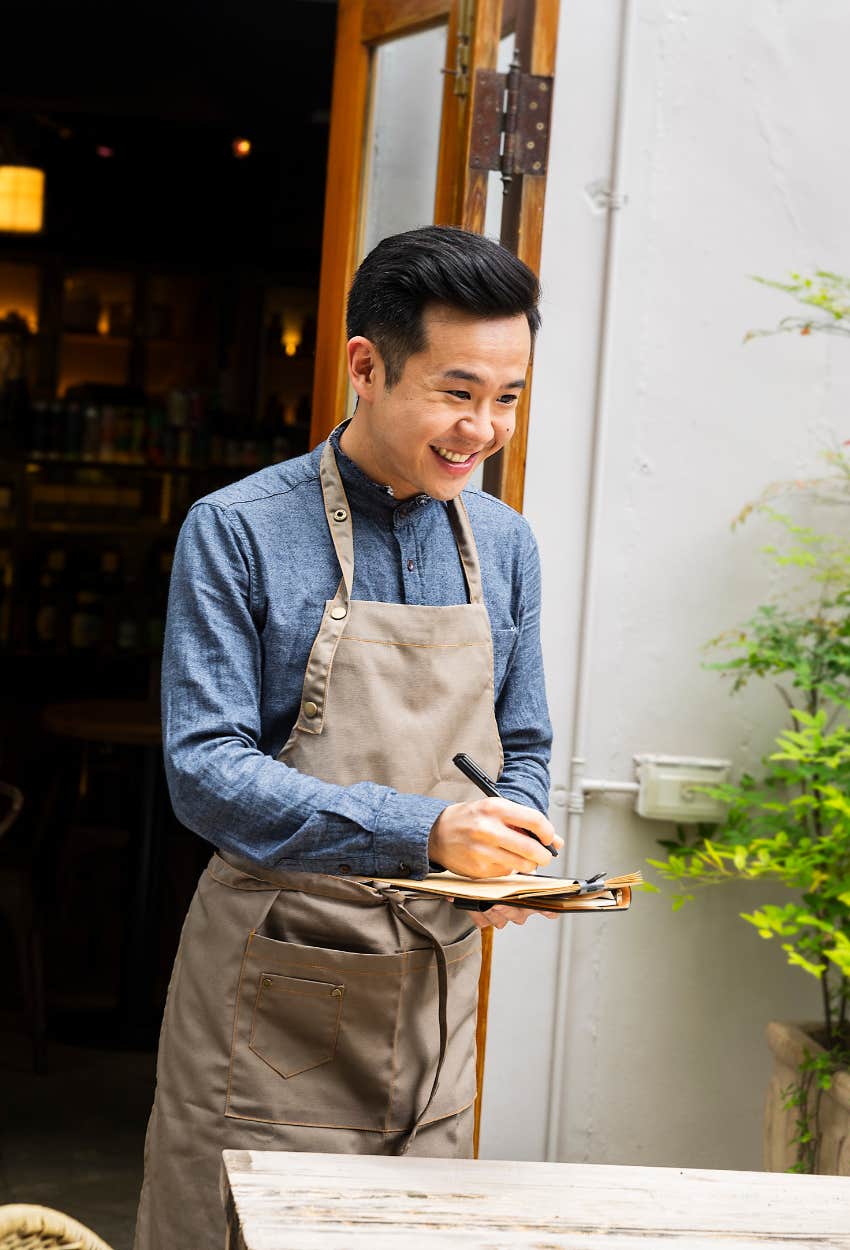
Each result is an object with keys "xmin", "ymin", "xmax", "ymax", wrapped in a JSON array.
[{"xmin": 0, "ymin": 2, "xmax": 337, "ymax": 1226}]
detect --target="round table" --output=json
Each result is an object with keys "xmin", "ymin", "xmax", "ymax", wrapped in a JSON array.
[{"xmin": 42, "ymin": 699, "xmax": 165, "ymax": 1041}]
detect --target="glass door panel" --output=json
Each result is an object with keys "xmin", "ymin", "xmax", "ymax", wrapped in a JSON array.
[{"xmin": 360, "ymin": 23, "xmax": 449, "ymax": 259}]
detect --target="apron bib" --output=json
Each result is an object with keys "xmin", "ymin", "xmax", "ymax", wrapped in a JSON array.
[{"xmin": 134, "ymin": 439, "xmax": 503, "ymax": 1250}]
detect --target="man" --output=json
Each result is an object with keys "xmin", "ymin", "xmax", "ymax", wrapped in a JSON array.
[{"xmin": 134, "ymin": 225, "xmax": 561, "ymax": 1250}]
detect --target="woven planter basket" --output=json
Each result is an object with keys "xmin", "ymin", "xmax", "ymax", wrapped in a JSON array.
[{"xmin": 0, "ymin": 1206, "xmax": 114, "ymax": 1250}]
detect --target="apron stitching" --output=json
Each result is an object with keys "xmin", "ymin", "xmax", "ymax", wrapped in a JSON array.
[
  {"xmin": 243, "ymin": 948, "xmax": 478, "ymax": 978},
  {"xmin": 224, "ymin": 932, "xmax": 254, "ymax": 1115},
  {"xmin": 248, "ymin": 991, "xmax": 343, "ymax": 1080},
  {"xmin": 337, "ymin": 637, "xmax": 487, "ymax": 650},
  {"xmin": 250, "ymin": 983, "xmax": 344, "ymax": 1000},
  {"xmin": 222, "ymin": 1097, "xmax": 476, "ymax": 1132},
  {"xmin": 225, "ymin": 887, "xmax": 281, "ymax": 1113}
]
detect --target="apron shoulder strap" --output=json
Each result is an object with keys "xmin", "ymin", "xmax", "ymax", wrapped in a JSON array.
[
  {"xmin": 448, "ymin": 495, "xmax": 484, "ymax": 605},
  {"xmin": 319, "ymin": 440, "xmax": 355, "ymax": 599}
]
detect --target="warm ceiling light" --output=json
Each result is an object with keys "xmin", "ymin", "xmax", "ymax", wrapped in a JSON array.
[
  {"xmin": 232, "ymin": 138, "xmax": 252, "ymax": 159},
  {"xmin": 0, "ymin": 166, "xmax": 45, "ymax": 233}
]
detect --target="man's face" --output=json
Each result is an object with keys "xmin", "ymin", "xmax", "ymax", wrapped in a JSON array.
[{"xmin": 343, "ymin": 304, "xmax": 532, "ymax": 501}]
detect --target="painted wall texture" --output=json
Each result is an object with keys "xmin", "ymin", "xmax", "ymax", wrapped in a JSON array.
[{"xmin": 479, "ymin": 0, "xmax": 848, "ymax": 1168}]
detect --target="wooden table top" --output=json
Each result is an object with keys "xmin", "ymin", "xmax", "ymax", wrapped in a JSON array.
[{"xmin": 220, "ymin": 1150, "xmax": 850, "ymax": 1249}]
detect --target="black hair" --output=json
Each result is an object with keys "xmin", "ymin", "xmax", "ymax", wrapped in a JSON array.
[{"xmin": 346, "ymin": 225, "xmax": 541, "ymax": 388}]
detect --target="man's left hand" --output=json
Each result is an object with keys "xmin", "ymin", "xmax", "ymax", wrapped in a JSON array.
[{"xmin": 468, "ymin": 905, "xmax": 561, "ymax": 930}]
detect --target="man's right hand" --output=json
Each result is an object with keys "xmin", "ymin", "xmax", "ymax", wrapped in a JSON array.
[{"xmin": 428, "ymin": 797, "xmax": 563, "ymax": 878}]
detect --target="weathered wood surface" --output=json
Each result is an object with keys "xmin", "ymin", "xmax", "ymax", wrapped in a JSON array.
[{"xmin": 221, "ymin": 1149, "xmax": 850, "ymax": 1249}]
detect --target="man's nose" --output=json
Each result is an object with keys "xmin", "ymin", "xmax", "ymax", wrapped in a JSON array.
[{"xmin": 458, "ymin": 403, "xmax": 495, "ymax": 445}]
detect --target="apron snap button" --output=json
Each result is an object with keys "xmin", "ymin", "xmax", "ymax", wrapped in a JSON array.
[
  {"xmin": 303, "ymin": 700, "xmax": 319, "ymax": 718},
  {"xmin": 262, "ymin": 978, "xmax": 272, "ymax": 988},
  {"xmin": 331, "ymin": 508, "xmax": 348, "ymax": 522},
  {"xmin": 330, "ymin": 986, "xmax": 343, "ymax": 997},
  {"xmin": 329, "ymin": 605, "xmax": 347, "ymax": 620}
]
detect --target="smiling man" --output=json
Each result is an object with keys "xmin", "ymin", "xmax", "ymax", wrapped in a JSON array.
[{"xmin": 134, "ymin": 226, "xmax": 560, "ymax": 1250}]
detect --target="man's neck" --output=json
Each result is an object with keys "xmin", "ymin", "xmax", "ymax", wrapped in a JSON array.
[{"xmin": 339, "ymin": 418, "xmax": 414, "ymax": 501}]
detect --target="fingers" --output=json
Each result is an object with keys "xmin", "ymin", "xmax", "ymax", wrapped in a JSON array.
[
  {"xmin": 493, "ymin": 828, "xmax": 552, "ymax": 870},
  {"xmin": 469, "ymin": 905, "xmax": 558, "ymax": 929},
  {"xmin": 428, "ymin": 798, "xmax": 564, "ymax": 879},
  {"xmin": 477, "ymin": 798, "xmax": 563, "ymax": 859},
  {"xmin": 498, "ymin": 800, "xmax": 563, "ymax": 853}
]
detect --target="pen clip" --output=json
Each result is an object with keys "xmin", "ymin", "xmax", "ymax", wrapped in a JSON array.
[{"xmin": 577, "ymin": 872, "xmax": 607, "ymax": 895}]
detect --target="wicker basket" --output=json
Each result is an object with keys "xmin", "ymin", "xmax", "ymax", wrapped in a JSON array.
[{"xmin": 0, "ymin": 1206, "xmax": 114, "ymax": 1250}]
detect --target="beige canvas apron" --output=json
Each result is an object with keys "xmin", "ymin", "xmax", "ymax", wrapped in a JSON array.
[{"xmin": 134, "ymin": 440, "xmax": 503, "ymax": 1250}]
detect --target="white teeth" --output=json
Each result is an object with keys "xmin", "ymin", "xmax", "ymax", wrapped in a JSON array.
[{"xmin": 434, "ymin": 446, "xmax": 475, "ymax": 464}]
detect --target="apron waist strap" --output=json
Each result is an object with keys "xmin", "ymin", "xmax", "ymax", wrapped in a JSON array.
[{"xmin": 378, "ymin": 889, "xmax": 450, "ymax": 1155}]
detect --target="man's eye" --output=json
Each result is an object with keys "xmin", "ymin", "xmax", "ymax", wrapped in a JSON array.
[
  {"xmin": 447, "ymin": 390, "xmax": 471, "ymax": 400},
  {"xmin": 497, "ymin": 394, "xmax": 519, "ymax": 405}
]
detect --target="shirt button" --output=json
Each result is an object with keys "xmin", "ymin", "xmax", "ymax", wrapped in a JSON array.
[
  {"xmin": 397, "ymin": 862, "xmax": 410, "ymax": 875},
  {"xmin": 397, "ymin": 507, "xmax": 409, "ymax": 519},
  {"xmin": 337, "ymin": 863, "xmax": 351, "ymax": 875},
  {"xmin": 406, "ymin": 559, "xmax": 415, "ymax": 572}
]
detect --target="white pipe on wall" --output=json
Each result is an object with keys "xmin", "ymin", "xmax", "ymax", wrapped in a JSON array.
[{"xmin": 543, "ymin": 0, "xmax": 636, "ymax": 1163}]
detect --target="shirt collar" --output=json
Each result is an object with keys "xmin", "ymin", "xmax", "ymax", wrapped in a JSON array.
[{"xmin": 326, "ymin": 421, "xmax": 433, "ymax": 520}]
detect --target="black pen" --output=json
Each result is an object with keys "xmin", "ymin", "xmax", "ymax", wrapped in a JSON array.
[{"xmin": 452, "ymin": 752, "xmax": 557, "ymax": 857}]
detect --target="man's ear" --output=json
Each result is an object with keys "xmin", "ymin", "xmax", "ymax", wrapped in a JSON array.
[{"xmin": 347, "ymin": 337, "xmax": 382, "ymax": 400}]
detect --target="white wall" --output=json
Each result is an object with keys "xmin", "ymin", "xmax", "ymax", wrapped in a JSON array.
[{"xmin": 480, "ymin": 0, "xmax": 849, "ymax": 1169}]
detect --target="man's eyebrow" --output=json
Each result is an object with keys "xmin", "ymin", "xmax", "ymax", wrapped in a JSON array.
[{"xmin": 441, "ymin": 368, "xmax": 527, "ymax": 389}]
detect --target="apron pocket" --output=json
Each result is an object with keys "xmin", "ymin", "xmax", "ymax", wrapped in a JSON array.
[
  {"xmin": 250, "ymin": 974, "xmax": 344, "ymax": 1078},
  {"xmin": 226, "ymin": 933, "xmax": 405, "ymax": 1131}
]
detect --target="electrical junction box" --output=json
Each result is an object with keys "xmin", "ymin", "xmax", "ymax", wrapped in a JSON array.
[{"xmin": 633, "ymin": 754, "xmax": 731, "ymax": 823}]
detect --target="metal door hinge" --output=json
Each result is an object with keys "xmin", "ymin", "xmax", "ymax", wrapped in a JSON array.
[{"xmin": 470, "ymin": 51, "xmax": 553, "ymax": 192}]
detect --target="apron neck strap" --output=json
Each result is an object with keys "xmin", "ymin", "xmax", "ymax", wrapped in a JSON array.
[
  {"xmin": 447, "ymin": 494, "xmax": 484, "ymax": 605},
  {"xmin": 319, "ymin": 438, "xmax": 485, "ymax": 605},
  {"xmin": 319, "ymin": 439, "xmax": 355, "ymax": 599}
]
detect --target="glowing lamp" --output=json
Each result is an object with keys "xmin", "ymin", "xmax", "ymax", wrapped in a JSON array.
[
  {"xmin": 0, "ymin": 166, "xmax": 44, "ymax": 233},
  {"xmin": 281, "ymin": 330, "xmax": 301, "ymax": 357},
  {"xmin": 232, "ymin": 138, "xmax": 252, "ymax": 159}
]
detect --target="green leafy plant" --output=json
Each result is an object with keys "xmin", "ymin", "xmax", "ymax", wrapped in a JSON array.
[
  {"xmin": 745, "ymin": 270, "xmax": 850, "ymax": 342},
  {"xmin": 649, "ymin": 272, "xmax": 850, "ymax": 1171}
]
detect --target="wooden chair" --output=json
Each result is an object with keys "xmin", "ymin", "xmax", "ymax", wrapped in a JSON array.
[{"xmin": 0, "ymin": 1205, "xmax": 114, "ymax": 1250}]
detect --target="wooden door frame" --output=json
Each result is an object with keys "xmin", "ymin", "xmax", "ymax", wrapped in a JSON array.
[{"xmin": 309, "ymin": 0, "xmax": 561, "ymax": 1160}]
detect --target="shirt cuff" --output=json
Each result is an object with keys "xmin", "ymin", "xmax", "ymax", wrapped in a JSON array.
[{"xmin": 373, "ymin": 791, "xmax": 450, "ymax": 880}]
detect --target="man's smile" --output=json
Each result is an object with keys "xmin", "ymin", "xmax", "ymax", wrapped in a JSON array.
[{"xmin": 430, "ymin": 445, "xmax": 482, "ymax": 467}]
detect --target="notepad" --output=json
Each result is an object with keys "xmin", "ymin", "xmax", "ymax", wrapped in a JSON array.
[{"xmin": 361, "ymin": 870, "xmax": 642, "ymax": 912}]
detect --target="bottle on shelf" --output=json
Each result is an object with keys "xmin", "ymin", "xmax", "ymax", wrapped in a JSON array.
[
  {"xmin": 69, "ymin": 552, "xmax": 106, "ymax": 651},
  {"xmin": 33, "ymin": 546, "xmax": 71, "ymax": 651}
]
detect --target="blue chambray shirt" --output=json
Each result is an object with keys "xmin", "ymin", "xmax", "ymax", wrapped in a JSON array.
[{"xmin": 161, "ymin": 422, "xmax": 552, "ymax": 880}]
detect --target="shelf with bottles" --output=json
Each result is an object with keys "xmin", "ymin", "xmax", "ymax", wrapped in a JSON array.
[
  {"xmin": 0, "ymin": 536, "xmax": 176, "ymax": 660},
  {"xmin": 1, "ymin": 386, "xmax": 311, "ymax": 477}
]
